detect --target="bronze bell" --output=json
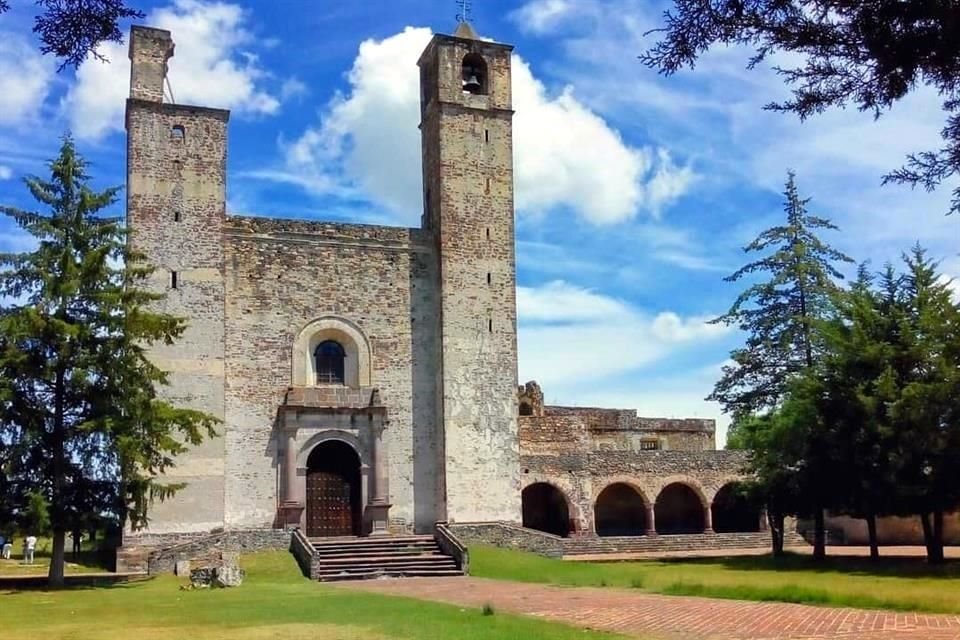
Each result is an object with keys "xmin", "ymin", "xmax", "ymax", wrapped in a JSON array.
[{"xmin": 463, "ymin": 73, "xmax": 482, "ymax": 94}]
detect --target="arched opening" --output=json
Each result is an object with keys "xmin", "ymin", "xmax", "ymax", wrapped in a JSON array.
[
  {"xmin": 314, "ymin": 340, "xmax": 345, "ymax": 385},
  {"xmin": 461, "ymin": 53, "xmax": 487, "ymax": 95},
  {"xmin": 594, "ymin": 483, "xmax": 647, "ymax": 536},
  {"xmin": 712, "ymin": 482, "xmax": 761, "ymax": 533},
  {"xmin": 170, "ymin": 124, "xmax": 185, "ymax": 141},
  {"xmin": 305, "ymin": 440, "xmax": 361, "ymax": 537},
  {"xmin": 655, "ymin": 483, "xmax": 705, "ymax": 534},
  {"xmin": 519, "ymin": 401, "xmax": 533, "ymax": 416},
  {"xmin": 522, "ymin": 483, "xmax": 571, "ymax": 537}
]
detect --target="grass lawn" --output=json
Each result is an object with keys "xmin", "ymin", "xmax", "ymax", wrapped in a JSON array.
[
  {"xmin": 0, "ymin": 537, "xmax": 110, "ymax": 576},
  {"xmin": 470, "ymin": 545, "xmax": 960, "ymax": 614},
  {"xmin": 0, "ymin": 551, "xmax": 627, "ymax": 640}
]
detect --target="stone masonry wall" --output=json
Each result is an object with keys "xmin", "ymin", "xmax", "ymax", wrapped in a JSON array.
[
  {"xmin": 221, "ymin": 217, "xmax": 442, "ymax": 532},
  {"xmin": 125, "ymin": 27, "xmax": 227, "ymax": 535},
  {"xmin": 420, "ymin": 33, "xmax": 521, "ymax": 523}
]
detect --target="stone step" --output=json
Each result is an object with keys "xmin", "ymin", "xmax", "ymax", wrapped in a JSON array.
[
  {"xmin": 309, "ymin": 535, "xmax": 434, "ymax": 547},
  {"xmin": 316, "ymin": 553, "xmax": 451, "ymax": 566},
  {"xmin": 317, "ymin": 568, "xmax": 464, "ymax": 581},
  {"xmin": 314, "ymin": 549, "xmax": 444, "ymax": 560},
  {"xmin": 312, "ymin": 542, "xmax": 437, "ymax": 553},
  {"xmin": 317, "ymin": 559, "xmax": 458, "ymax": 573}
]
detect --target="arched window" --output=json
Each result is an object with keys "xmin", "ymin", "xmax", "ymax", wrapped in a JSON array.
[
  {"xmin": 170, "ymin": 125, "xmax": 185, "ymax": 141},
  {"xmin": 519, "ymin": 401, "xmax": 533, "ymax": 416},
  {"xmin": 314, "ymin": 340, "xmax": 346, "ymax": 384},
  {"xmin": 461, "ymin": 53, "xmax": 487, "ymax": 95}
]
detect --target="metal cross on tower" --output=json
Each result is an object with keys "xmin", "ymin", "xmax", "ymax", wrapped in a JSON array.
[{"xmin": 455, "ymin": 0, "xmax": 472, "ymax": 23}]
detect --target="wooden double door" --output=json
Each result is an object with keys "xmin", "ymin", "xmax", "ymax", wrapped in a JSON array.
[{"xmin": 305, "ymin": 440, "xmax": 362, "ymax": 537}]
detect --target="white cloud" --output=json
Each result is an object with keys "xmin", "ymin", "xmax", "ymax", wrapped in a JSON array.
[
  {"xmin": 66, "ymin": 0, "xmax": 281, "ymax": 141},
  {"xmin": 0, "ymin": 34, "xmax": 54, "ymax": 126},
  {"xmin": 270, "ymin": 26, "xmax": 693, "ymax": 225},
  {"xmin": 509, "ymin": 0, "xmax": 578, "ymax": 35},
  {"xmin": 517, "ymin": 280, "xmax": 730, "ymax": 388},
  {"xmin": 0, "ymin": 165, "xmax": 12, "ymax": 180}
]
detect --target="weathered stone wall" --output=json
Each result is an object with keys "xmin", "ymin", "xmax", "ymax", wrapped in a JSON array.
[
  {"xmin": 125, "ymin": 27, "xmax": 227, "ymax": 535},
  {"xmin": 520, "ymin": 449, "xmax": 750, "ymax": 533},
  {"xmin": 147, "ymin": 529, "xmax": 291, "ymax": 575},
  {"xmin": 420, "ymin": 33, "xmax": 521, "ymax": 523},
  {"xmin": 448, "ymin": 522, "xmax": 564, "ymax": 557},
  {"xmin": 221, "ymin": 216, "xmax": 442, "ymax": 532},
  {"xmin": 825, "ymin": 512, "xmax": 960, "ymax": 545},
  {"xmin": 524, "ymin": 408, "xmax": 715, "ymax": 452}
]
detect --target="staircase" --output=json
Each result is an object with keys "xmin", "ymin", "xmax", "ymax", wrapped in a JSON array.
[{"xmin": 307, "ymin": 535, "xmax": 464, "ymax": 581}]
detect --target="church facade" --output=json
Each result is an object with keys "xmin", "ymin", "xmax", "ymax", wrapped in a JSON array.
[{"xmin": 123, "ymin": 23, "xmax": 757, "ymax": 557}]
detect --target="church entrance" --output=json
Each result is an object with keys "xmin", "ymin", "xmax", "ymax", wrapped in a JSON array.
[{"xmin": 305, "ymin": 440, "xmax": 362, "ymax": 537}]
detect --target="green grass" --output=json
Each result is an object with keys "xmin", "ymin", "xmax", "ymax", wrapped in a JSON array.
[
  {"xmin": 469, "ymin": 545, "xmax": 960, "ymax": 614},
  {"xmin": 0, "ymin": 550, "xmax": 627, "ymax": 640},
  {"xmin": 0, "ymin": 536, "xmax": 110, "ymax": 576}
]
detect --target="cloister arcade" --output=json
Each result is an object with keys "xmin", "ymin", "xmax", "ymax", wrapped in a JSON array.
[{"xmin": 520, "ymin": 478, "xmax": 763, "ymax": 537}]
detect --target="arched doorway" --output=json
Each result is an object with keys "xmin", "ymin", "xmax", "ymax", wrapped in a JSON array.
[
  {"xmin": 522, "ymin": 483, "xmax": 571, "ymax": 537},
  {"xmin": 306, "ymin": 440, "xmax": 362, "ymax": 537},
  {"xmin": 712, "ymin": 482, "xmax": 761, "ymax": 533},
  {"xmin": 655, "ymin": 483, "xmax": 705, "ymax": 534},
  {"xmin": 595, "ymin": 483, "xmax": 647, "ymax": 536}
]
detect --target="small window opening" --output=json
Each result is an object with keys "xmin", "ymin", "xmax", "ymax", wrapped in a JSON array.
[
  {"xmin": 461, "ymin": 53, "xmax": 488, "ymax": 95},
  {"xmin": 170, "ymin": 271, "xmax": 178, "ymax": 289},
  {"xmin": 170, "ymin": 125, "xmax": 185, "ymax": 141},
  {"xmin": 488, "ymin": 318, "xmax": 493, "ymax": 333},
  {"xmin": 173, "ymin": 210, "xmax": 181, "ymax": 222},
  {"xmin": 314, "ymin": 340, "xmax": 346, "ymax": 385},
  {"xmin": 485, "ymin": 129, "xmax": 490, "ymax": 143},
  {"xmin": 485, "ymin": 177, "xmax": 491, "ymax": 193},
  {"xmin": 486, "ymin": 227, "xmax": 490, "ymax": 240},
  {"xmin": 640, "ymin": 439, "xmax": 660, "ymax": 451},
  {"xmin": 487, "ymin": 272, "xmax": 491, "ymax": 285},
  {"xmin": 519, "ymin": 402, "xmax": 533, "ymax": 416}
]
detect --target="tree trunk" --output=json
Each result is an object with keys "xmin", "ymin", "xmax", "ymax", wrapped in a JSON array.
[
  {"xmin": 866, "ymin": 512, "xmax": 879, "ymax": 561},
  {"xmin": 813, "ymin": 507, "xmax": 826, "ymax": 560},
  {"xmin": 49, "ymin": 530, "xmax": 66, "ymax": 586},
  {"xmin": 931, "ymin": 510, "xmax": 945, "ymax": 564},
  {"xmin": 48, "ymin": 367, "xmax": 66, "ymax": 588},
  {"xmin": 769, "ymin": 511, "xmax": 785, "ymax": 557}
]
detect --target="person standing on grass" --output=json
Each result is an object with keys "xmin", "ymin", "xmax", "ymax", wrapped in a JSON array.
[
  {"xmin": 71, "ymin": 530, "xmax": 82, "ymax": 558},
  {"xmin": 1, "ymin": 536, "xmax": 11, "ymax": 560},
  {"xmin": 24, "ymin": 534, "xmax": 37, "ymax": 564}
]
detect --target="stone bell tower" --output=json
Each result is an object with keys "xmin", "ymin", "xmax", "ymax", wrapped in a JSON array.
[{"xmin": 418, "ymin": 23, "xmax": 521, "ymax": 523}]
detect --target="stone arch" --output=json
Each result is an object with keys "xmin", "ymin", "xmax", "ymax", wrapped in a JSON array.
[
  {"xmin": 292, "ymin": 316, "xmax": 372, "ymax": 388},
  {"xmin": 522, "ymin": 482, "xmax": 573, "ymax": 537},
  {"xmin": 304, "ymin": 439, "xmax": 362, "ymax": 537},
  {"xmin": 712, "ymin": 482, "xmax": 761, "ymax": 533},
  {"xmin": 594, "ymin": 482, "xmax": 649, "ymax": 536},
  {"xmin": 461, "ymin": 52, "xmax": 488, "ymax": 95},
  {"xmin": 296, "ymin": 429, "xmax": 368, "ymax": 471},
  {"xmin": 655, "ymin": 481, "xmax": 707, "ymax": 534}
]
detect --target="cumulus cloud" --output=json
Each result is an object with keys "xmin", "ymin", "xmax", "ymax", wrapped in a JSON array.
[
  {"xmin": 509, "ymin": 0, "xmax": 578, "ymax": 35},
  {"xmin": 517, "ymin": 280, "xmax": 730, "ymax": 388},
  {"xmin": 269, "ymin": 26, "xmax": 693, "ymax": 225},
  {"xmin": 66, "ymin": 0, "xmax": 281, "ymax": 141},
  {"xmin": 0, "ymin": 165, "xmax": 12, "ymax": 180},
  {"xmin": 0, "ymin": 34, "xmax": 54, "ymax": 126}
]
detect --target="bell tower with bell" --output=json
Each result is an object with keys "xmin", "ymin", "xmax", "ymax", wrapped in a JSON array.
[{"xmin": 418, "ymin": 20, "xmax": 520, "ymax": 523}]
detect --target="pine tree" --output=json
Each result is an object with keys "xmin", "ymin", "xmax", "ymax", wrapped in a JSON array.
[
  {"xmin": 713, "ymin": 171, "xmax": 853, "ymax": 559},
  {"xmin": 0, "ymin": 138, "xmax": 217, "ymax": 587}
]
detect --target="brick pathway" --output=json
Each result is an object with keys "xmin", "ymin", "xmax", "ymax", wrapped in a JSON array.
[{"xmin": 337, "ymin": 577, "xmax": 960, "ymax": 639}]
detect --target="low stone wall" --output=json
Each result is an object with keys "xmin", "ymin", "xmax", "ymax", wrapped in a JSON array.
[
  {"xmin": 290, "ymin": 529, "xmax": 320, "ymax": 580},
  {"xmin": 563, "ymin": 530, "xmax": 807, "ymax": 556},
  {"xmin": 435, "ymin": 522, "xmax": 470, "ymax": 573},
  {"xmin": 144, "ymin": 529, "xmax": 291, "ymax": 575},
  {"xmin": 448, "ymin": 522, "xmax": 564, "ymax": 558}
]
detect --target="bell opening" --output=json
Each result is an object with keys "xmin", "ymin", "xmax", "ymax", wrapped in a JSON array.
[{"xmin": 461, "ymin": 53, "xmax": 487, "ymax": 95}]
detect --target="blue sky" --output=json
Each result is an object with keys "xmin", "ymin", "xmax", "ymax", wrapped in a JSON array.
[{"xmin": 1, "ymin": 0, "xmax": 957, "ymax": 445}]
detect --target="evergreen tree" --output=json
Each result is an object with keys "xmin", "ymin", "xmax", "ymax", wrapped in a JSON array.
[
  {"xmin": 0, "ymin": 138, "xmax": 217, "ymax": 587},
  {"xmin": 712, "ymin": 171, "xmax": 852, "ymax": 559},
  {"xmin": 889, "ymin": 247, "xmax": 960, "ymax": 564}
]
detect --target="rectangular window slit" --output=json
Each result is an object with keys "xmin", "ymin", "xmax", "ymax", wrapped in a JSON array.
[
  {"xmin": 171, "ymin": 271, "xmax": 178, "ymax": 289},
  {"xmin": 487, "ymin": 272, "xmax": 491, "ymax": 284},
  {"xmin": 486, "ymin": 227, "xmax": 490, "ymax": 240},
  {"xmin": 174, "ymin": 210, "xmax": 180, "ymax": 222},
  {"xmin": 485, "ymin": 129, "xmax": 489, "ymax": 143},
  {"xmin": 488, "ymin": 319, "xmax": 493, "ymax": 333}
]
